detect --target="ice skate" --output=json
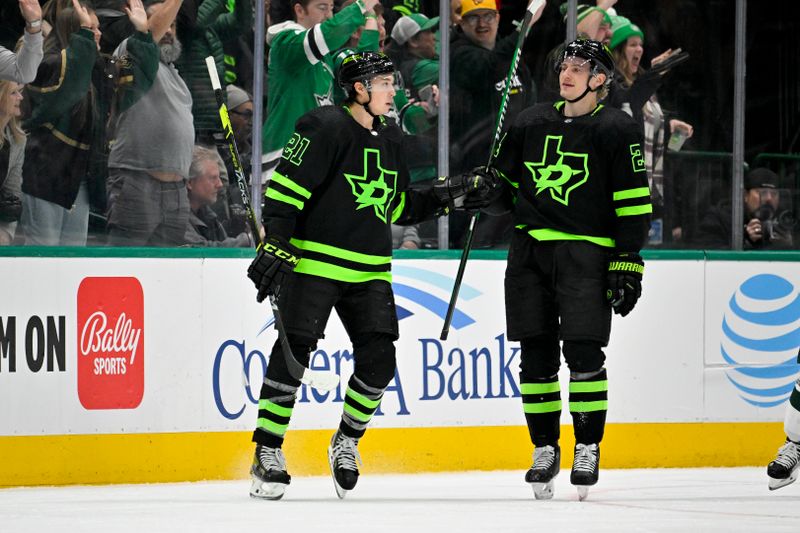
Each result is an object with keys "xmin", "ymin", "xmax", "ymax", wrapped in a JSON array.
[
  {"xmin": 327, "ymin": 430, "xmax": 362, "ymax": 499},
  {"xmin": 768, "ymin": 440, "xmax": 800, "ymax": 491},
  {"xmin": 571, "ymin": 443, "xmax": 599, "ymax": 501},
  {"xmin": 249, "ymin": 445, "xmax": 291, "ymax": 500},
  {"xmin": 524, "ymin": 444, "xmax": 560, "ymax": 500}
]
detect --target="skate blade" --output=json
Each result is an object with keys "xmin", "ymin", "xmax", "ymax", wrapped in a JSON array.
[
  {"xmin": 769, "ymin": 471, "xmax": 799, "ymax": 491},
  {"xmin": 327, "ymin": 448, "xmax": 348, "ymax": 500},
  {"xmin": 249, "ymin": 478, "xmax": 286, "ymax": 500},
  {"xmin": 333, "ymin": 483, "xmax": 349, "ymax": 500},
  {"xmin": 576, "ymin": 486, "xmax": 589, "ymax": 501},
  {"xmin": 531, "ymin": 480, "xmax": 555, "ymax": 500}
]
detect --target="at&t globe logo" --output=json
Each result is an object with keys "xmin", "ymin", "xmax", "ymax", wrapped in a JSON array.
[{"xmin": 721, "ymin": 274, "xmax": 800, "ymax": 407}]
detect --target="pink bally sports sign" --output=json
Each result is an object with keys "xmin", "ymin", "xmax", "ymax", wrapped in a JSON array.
[{"xmin": 77, "ymin": 277, "xmax": 145, "ymax": 409}]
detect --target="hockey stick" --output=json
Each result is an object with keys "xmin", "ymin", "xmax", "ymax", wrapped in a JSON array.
[
  {"xmin": 440, "ymin": 0, "xmax": 545, "ymax": 341},
  {"xmin": 205, "ymin": 57, "xmax": 339, "ymax": 392}
]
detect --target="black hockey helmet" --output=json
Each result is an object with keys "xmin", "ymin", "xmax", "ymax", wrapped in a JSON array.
[
  {"xmin": 336, "ymin": 51, "xmax": 395, "ymax": 100},
  {"xmin": 557, "ymin": 39, "xmax": 615, "ymax": 84}
]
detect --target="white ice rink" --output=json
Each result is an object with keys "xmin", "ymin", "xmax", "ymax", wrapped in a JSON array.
[{"xmin": 2, "ymin": 468, "xmax": 798, "ymax": 533}]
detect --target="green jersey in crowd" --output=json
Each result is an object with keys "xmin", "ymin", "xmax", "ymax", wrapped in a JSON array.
[{"xmin": 261, "ymin": 0, "xmax": 370, "ymax": 178}]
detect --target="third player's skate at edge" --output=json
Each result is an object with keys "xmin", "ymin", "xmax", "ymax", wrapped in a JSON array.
[{"xmin": 767, "ymin": 439, "xmax": 800, "ymax": 491}]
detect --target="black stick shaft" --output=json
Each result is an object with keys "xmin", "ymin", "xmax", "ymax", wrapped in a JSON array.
[
  {"xmin": 206, "ymin": 57, "xmax": 308, "ymax": 383},
  {"xmin": 439, "ymin": 10, "xmax": 535, "ymax": 341}
]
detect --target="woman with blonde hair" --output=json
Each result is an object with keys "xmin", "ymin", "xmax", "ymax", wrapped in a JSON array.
[{"xmin": 0, "ymin": 80, "xmax": 26, "ymax": 245}]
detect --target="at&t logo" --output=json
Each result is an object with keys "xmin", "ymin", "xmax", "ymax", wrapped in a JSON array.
[{"xmin": 721, "ymin": 274, "xmax": 800, "ymax": 407}]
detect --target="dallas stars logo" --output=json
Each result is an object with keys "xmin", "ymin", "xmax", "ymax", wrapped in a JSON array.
[
  {"xmin": 344, "ymin": 149, "xmax": 397, "ymax": 222},
  {"xmin": 524, "ymin": 135, "xmax": 589, "ymax": 206}
]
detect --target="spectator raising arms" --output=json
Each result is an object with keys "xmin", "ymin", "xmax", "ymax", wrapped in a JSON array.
[
  {"xmin": 174, "ymin": 0, "xmax": 252, "ymax": 144},
  {"xmin": 0, "ymin": 80, "xmax": 26, "ymax": 244},
  {"xmin": 20, "ymin": 0, "xmax": 157, "ymax": 246},
  {"xmin": 0, "ymin": 0, "xmax": 44, "ymax": 83},
  {"xmin": 106, "ymin": 0, "xmax": 195, "ymax": 247},
  {"xmin": 260, "ymin": 0, "xmax": 380, "ymax": 183}
]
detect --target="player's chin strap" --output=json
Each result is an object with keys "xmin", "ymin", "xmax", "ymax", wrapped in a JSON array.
[
  {"xmin": 565, "ymin": 75, "xmax": 603, "ymax": 103},
  {"xmin": 343, "ymin": 78, "xmax": 379, "ymax": 118},
  {"xmin": 357, "ymin": 79, "xmax": 379, "ymax": 119}
]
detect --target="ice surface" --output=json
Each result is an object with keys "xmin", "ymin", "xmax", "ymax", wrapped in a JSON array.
[{"xmin": 2, "ymin": 468, "xmax": 798, "ymax": 533}]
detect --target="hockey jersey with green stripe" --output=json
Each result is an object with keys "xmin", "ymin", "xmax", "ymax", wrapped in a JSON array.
[
  {"xmin": 261, "ymin": 1, "xmax": 368, "ymax": 169},
  {"xmin": 263, "ymin": 106, "xmax": 445, "ymax": 283},
  {"xmin": 494, "ymin": 101, "xmax": 652, "ymax": 252}
]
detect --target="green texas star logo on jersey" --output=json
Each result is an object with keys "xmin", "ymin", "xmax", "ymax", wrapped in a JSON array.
[
  {"xmin": 344, "ymin": 149, "xmax": 397, "ymax": 222},
  {"xmin": 524, "ymin": 135, "xmax": 589, "ymax": 206}
]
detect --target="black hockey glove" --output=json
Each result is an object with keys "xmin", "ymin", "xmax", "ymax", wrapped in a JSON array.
[
  {"xmin": 461, "ymin": 167, "xmax": 509, "ymax": 213},
  {"xmin": 247, "ymin": 236, "xmax": 301, "ymax": 303},
  {"xmin": 606, "ymin": 252, "xmax": 644, "ymax": 317},
  {"xmin": 432, "ymin": 170, "xmax": 491, "ymax": 210}
]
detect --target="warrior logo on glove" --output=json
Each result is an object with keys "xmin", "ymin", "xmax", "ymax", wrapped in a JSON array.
[{"xmin": 606, "ymin": 252, "xmax": 644, "ymax": 317}]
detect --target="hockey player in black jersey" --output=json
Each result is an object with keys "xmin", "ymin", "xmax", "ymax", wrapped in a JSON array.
[
  {"xmin": 479, "ymin": 39, "xmax": 652, "ymax": 500},
  {"xmin": 245, "ymin": 51, "xmax": 492, "ymax": 500}
]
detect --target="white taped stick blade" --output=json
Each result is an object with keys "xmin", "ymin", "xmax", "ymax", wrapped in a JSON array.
[
  {"xmin": 301, "ymin": 369, "xmax": 340, "ymax": 392},
  {"xmin": 205, "ymin": 56, "xmax": 222, "ymax": 90}
]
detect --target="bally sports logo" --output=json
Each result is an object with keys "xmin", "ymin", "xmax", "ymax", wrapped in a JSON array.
[{"xmin": 77, "ymin": 277, "xmax": 144, "ymax": 410}]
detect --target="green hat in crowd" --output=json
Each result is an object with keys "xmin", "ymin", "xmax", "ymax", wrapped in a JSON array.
[
  {"xmin": 609, "ymin": 15, "xmax": 644, "ymax": 50},
  {"xmin": 559, "ymin": 3, "xmax": 613, "ymax": 25}
]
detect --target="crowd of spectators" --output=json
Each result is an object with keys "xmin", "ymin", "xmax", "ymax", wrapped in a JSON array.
[{"xmin": 0, "ymin": 0, "xmax": 796, "ymax": 250}]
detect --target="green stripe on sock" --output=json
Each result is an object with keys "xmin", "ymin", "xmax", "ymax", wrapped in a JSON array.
[
  {"xmin": 569, "ymin": 400, "xmax": 608, "ymax": 413},
  {"xmin": 258, "ymin": 399, "xmax": 293, "ymax": 418},
  {"xmin": 346, "ymin": 388, "xmax": 382, "ymax": 410},
  {"xmin": 344, "ymin": 403, "xmax": 373, "ymax": 423},
  {"xmin": 569, "ymin": 380, "xmax": 608, "ymax": 393},
  {"xmin": 523, "ymin": 400, "xmax": 562, "ymax": 414},
  {"xmin": 257, "ymin": 418, "xmax": 289, "ymax": 436}
]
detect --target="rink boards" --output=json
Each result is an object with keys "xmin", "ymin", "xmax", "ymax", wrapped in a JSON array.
[{"xmin": 0, "ymin": 249, "xmax": 797, "ymax": 486}]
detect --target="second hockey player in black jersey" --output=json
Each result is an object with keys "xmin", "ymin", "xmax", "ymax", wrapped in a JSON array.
[
  {"xmin": 246, "ymin": 51, "xmax": 492, "ymax": 500},
  {"xmin": 480, "ymin": 40, "xmax": 652, "ymax": 500}
]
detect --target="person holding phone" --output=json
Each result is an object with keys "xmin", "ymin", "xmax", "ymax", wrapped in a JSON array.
[{"xmin": 607, "ymin": 15, "xmax": 693, "ymax": 246}]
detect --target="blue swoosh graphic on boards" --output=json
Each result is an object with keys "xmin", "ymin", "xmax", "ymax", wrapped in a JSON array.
[
  {"xmin": 393, "ymin": 282, "xmax": 475, "ymax": 329},
  {"xmin": 740, "ymin": 274, "xmax": 794, "ymax": 300},
  {"xmin": 741, "ymin": 396, "xmax": 790, "ymax": 408},
  {"xmin": 395, "ymin": 303, "xmax": 413, "ymax": 321},
  {"xmin": 721, "ymin": 318, "xmax": 800, "ymax": 352},
  {"xmin": 725, "ymin": 374, "xmax": 797, "ymax": 397},
  {"xmin": 720, "ymin": 345, "xmax": 800, "ymax": 379},
  {"xmin": 728, "ymin": 293, "xmax": 800, "ymax": 326},
  {"xmin": 393, "ymin": 265, "xmax": 480, "ymax": 300}
]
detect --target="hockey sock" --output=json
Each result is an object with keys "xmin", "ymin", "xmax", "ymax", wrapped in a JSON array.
[
  {"xmin": 253, "ymin": 378, "xmax": 298, "ymax": 448},
  {"xmin": 785, "ymin": 379, "xmax": 800, "ymax": 443},
  {"xmin": 521, "ymin": 375, "xmax": 562, "ymax": 447},
  {"xmin": 339, "ymin": 375, "xmax": 384, "ymax": 439},
  {"xmin": 569, "ymin": 368, "xmax": 608, "ymax": 444}
]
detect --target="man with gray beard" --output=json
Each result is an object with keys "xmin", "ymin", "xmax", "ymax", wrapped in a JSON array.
[{"xmin": 105, "ymin": 0, "xmax": 195, "ymax": 246}]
